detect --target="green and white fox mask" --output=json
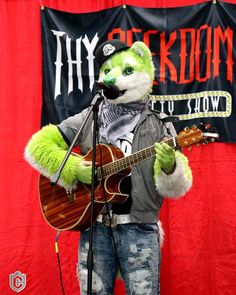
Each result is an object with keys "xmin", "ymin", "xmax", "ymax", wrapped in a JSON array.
[{"xmin": 98, "ymin": 41, "xmax": 155, "ymax": 105}]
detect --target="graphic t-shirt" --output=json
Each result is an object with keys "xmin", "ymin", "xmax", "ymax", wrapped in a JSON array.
[{"xmin": 111, "ymin": 131, "xmax": 134, "ymax": 215}]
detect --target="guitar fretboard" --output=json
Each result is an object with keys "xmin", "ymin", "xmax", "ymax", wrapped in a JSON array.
[{"xmin": 97, "ymin": 137, "xmax": 177, "ymax": 180}]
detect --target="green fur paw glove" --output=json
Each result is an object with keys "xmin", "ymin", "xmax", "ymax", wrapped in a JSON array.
[
  {"xmin": 154, "ymin": 142, "xmax": 176, "ymax": 175},
  {"xmin": 24, "ymin": 124, "xmax": 93, "ymax": 189},
  {"xmin": 76, "ymin": 160, "xmax": 93, "ymax": 184}
]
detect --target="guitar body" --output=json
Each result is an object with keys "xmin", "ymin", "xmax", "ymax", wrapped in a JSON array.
[
  {"xmin": 38, "ymin": 144, "xmax": 130, "ymax": 231},
  {"xmin": 38, "ymin": 125, "xmax": 218, "ymax": 232}
]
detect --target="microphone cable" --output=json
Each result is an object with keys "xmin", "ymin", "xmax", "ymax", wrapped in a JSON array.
[{"xmin": 55, "ymin": 230, "xmax": 66, "ymax": 295}]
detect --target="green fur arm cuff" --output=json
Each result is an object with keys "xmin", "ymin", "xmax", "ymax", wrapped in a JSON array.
[
  {"xmin": 24, "ymin": 124, "xmax": 83, "ymax": 189},
  {"xmin": 154, "ymin": 150, "xmax": 192, "ymax": 198}
]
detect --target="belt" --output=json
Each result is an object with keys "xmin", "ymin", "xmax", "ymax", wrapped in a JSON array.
[{"xmin": 97, "ymin": 213, "xmax": 131, "ymax": 228}]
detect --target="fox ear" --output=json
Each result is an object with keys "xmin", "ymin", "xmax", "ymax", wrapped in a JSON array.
[
  {"xmin": 131, "ymin": 41, "xmax": 152, "ymax": 60},
  {"xmin": 131, "ymin": 41, "xmax": 155, "ymax": 81}
]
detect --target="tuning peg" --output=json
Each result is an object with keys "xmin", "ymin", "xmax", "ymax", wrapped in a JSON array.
[
  {"xmin": 184, "ymin": 127, "xmax": 189, "ymax": 131},
  {"xmin": 200, "ymin": 122, "xmax": 211, "ymax": 131},
  {"xmin": 188, "ymin": 146, "xmax": 192, "ymax": 151},
  {"xmin": 205, "ymin": 123, "xmax": 212, "ymax": 129}
]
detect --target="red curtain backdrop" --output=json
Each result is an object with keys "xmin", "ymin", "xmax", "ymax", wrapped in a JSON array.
[{"xmin": 0, "ymin": 0, "xmax": 236, "ymax": 294}]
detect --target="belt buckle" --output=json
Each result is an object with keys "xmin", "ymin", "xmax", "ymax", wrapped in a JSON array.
[
  {"xmin": 101, "ymin": 213, "xmax": 118, "ymax": 228},
  {"xmin": 102, "ymin": 213, "xmax": 111, "ymax": 227},
  {"xmin": 111, "ymin": 214, "xmax": 118, "ymax": 228}
]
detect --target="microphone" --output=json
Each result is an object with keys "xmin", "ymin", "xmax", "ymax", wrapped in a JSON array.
[{"xmin": 95, "ymin": 82, "xmax": 120, "ymax": 100}]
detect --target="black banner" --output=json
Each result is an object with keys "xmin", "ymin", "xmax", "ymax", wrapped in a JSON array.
[{"xmin": 41, "ymin": 1, "xmax": 236, "ymax": 142}]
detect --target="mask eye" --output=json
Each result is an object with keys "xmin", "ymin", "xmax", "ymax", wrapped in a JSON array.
[
  {"xmin": 104, "ymin": 69, "xmax": 110, "ymax": 75},
  {"xmin": 123, "ymin": 67, "xmax": 134, "ymax": 76}
]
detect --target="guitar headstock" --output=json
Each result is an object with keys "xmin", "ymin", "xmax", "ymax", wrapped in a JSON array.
[{"xmin": 177, "ymin": 123, "xmax": 219, "ymax": 149}]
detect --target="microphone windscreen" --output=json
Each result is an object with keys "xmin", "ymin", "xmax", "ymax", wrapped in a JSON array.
[
  {"xmin": 103, "ymin": 84, "xmax": 120, "ymax": 100},
  {"xmin": 94, "ymin": 82, "xmax": 120, "ymax": 100}
]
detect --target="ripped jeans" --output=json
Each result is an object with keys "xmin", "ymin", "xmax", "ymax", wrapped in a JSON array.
[{"xmin": 77, "ymin": 222, "xmax": 161, "ymax": 295}]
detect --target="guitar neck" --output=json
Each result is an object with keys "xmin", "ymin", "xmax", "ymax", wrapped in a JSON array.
[{"xmin": 97, "ymin": 137, "xmax": 177, "ymax": 180}]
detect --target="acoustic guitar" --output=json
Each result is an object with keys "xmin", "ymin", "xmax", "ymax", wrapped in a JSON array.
[{"xmin": 38, "ymin": 124, "xmax": 218, "ymax": 231}]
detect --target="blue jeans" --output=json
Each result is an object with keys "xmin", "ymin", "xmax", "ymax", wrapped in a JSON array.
[{"xmin": 77, "ymin": 222, "xmax": 161, "ymax": 295}]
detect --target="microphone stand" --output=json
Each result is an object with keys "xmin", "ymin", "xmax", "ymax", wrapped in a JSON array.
[
  {"xmin": 86, "ymin": 92, "xmax": 101, "ymax": 295},
  {"xmin": 50, "ymin": 90, "xmax": 105, "ymax": 295}
]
